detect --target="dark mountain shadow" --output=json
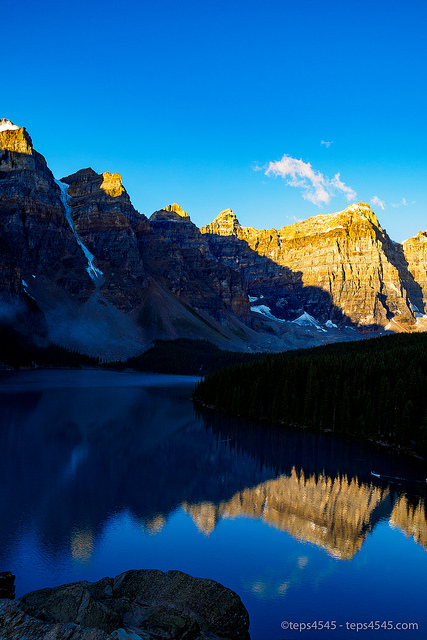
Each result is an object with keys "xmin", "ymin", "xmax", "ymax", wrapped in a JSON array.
[
  {"xmin": 200, "ymin": 230, "xmax": 387, "ymax": 332},
  {"xmin": 381, "ymin": 235, "xmax": 425, "ymax": 315},
  {"xmin": 0, "ymin": 143, "xmax": 396, "ymax": 342},
  {"xmin": 135, "ymin": 213, "xmax": 249, "ymax": 324},
  {"xmin": 1, "ymin": 144, "xmax": 413, "ymax": 344},
  {"xmin": 137, "ymin": 209, "xmax": 389, "ymax": 333}
]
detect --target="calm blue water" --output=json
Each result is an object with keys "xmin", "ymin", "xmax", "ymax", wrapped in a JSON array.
[{"xmin": 0, "ymin": 370, "xmax": 426, "ymax": 640}]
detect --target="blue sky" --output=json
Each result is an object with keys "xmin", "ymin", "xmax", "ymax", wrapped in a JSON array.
[{"xmin": 3, "ymin": 0, "xmax": 426, "ymax": 241}]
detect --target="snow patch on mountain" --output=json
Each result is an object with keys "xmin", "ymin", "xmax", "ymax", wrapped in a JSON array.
[
  {"xmin": 409, "ymin": 300, "xmax": 427, "ymax": 318},
  {"xmin": 0, "ymin": 120, "xmax": 19, "ymax": 132},
  {"xmin": 325, "ymin": 319, "xmax": 337, "ymax": 328},
  {"xmin": 21, "ymin": 279, "xmax": 35, "ymax": 301},
  {"xmin": 251, "ymin": 304, "xmax": 287, "ymax": 323},
  {"xmin": 293, "ymin": 311, "xmax": 326, "ymax": 331},
  {"xmin": 55, "ymin": 179, "xmax": 103, "ymax": 283}
]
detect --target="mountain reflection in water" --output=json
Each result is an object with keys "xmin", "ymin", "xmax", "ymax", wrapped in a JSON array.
[
  {"xmin": 1, "ymin": 371, "xmax": 426, "ymax": 639},
  {"xmin": 184, "ymin": 470, "xmax": 393, "ymax": 560}
]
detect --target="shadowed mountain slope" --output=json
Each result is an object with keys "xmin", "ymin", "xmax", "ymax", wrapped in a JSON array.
[{"xmin": 2, "ymin": 118, "xmax": 427, "ymax": 360}]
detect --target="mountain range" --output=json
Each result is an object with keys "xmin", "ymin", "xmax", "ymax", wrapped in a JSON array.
[{"xmin": 1, "ymin": 118, "xmax": 427, "ymax": 360}]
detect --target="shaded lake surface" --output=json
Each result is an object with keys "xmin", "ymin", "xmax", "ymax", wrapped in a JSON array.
[{"xmin": 1, "ymin": 369, "xmax": 427, "ymax": 639}]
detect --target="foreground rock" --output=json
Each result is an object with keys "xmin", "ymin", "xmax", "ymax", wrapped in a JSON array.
[
  {"xmin": 0, "ymin": 569, "xmax": 250, "ymax": 640},
  {"xmin": 0, "ymin": 572, "xmax": 15, "ymax": 599}
]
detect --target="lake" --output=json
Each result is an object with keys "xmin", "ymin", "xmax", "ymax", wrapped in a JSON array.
[{"xmin": 0, "ymin": 370, "xmax": 426, "ymax": 639}]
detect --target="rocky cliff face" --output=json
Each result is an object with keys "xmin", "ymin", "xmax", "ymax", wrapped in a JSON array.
[
  {"xmin": 61, "ymin": 171, "xmax": 251, "ymax": 331},
  {"xmin": 0, "ymin": 122, "xmax": 255, "ymax": 357},
  {"xmin": 0, "ymin": 120, "xmax": 96, "ymax": 347},
  {"xmin": 3, "ymin": 117, "xmax": 427, "ymax": 358},
  {"xmin": 61, "ymin": 167, "xmax": 149, "ymax": 313},
  {"xmin": 402, "ymin": 232, "xmax": 427, "ymax": 321},
  {"xmin": 201, "ymin": 203, "xmax": 419, "ymax": 330},
  {"xmin": 142, "ymin": 204, "xmax": 250, "ymax": 322},
  {"xmin": 0, "ymin": 120, "xmax": 93, "ymax": 303}
]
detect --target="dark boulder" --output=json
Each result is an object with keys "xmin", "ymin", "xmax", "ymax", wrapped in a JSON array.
[
  {"xmin": 0, "ymin": 569, "xmax": 250, "ymax": 639},
  {"xmin": 0, "ymin": 572, "xmax": 15, "ymax": 600}
]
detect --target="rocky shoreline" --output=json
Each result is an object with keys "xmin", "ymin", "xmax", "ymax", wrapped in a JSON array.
[{"xmin": 0, "ymin": 569, "xmax": 250, "ymax": 639}]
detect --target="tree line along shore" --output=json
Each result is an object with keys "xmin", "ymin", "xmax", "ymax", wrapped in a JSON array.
[{"xmin": 193, "ymin": 333, "xmax": 427, "ymax": 457}]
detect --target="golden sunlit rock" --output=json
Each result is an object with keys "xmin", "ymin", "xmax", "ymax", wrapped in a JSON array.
[
  {"xmin": 0, "ymin": 119, "xmax": 33, "ymax": 155},
  {"xmin": 100, "ymin": 171, "xmax": 125, "ymax": 197},
  {"xmin": 162, "ymin": 203, "xmax": 190, "ymax": 218},
  {"xmin": 201, "ymin": 203, "xmax": 419, "ymax": 330}
]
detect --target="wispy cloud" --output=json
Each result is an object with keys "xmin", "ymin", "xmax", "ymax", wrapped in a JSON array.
[
  {"xmin": 370, "ymin": 196, "xmax": 385, "ymax": 210},
  {"xmin": 391, "ymin": 197, "xmax": 410, "ymax": 208},
  {"xmin": 264, "ymin": 154, "xmax": 356, "ymax": 206},
  {"xmin": 321, "ymin": 140, "xmax": 333, "ymax": 148},
  {"xmin": 330, "ymin": 173, "xmax": 356, "ymax": 201}
]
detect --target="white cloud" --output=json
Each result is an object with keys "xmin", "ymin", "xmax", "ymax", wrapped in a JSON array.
[
  {"xmin": 264, "ymin": 154, "xmax": 356, "ymax": 206},
  {"xmin": 391, "ymin": 197, "xmax": 410, "ymax": 208},
  {"xmin": 321, "ymin": 140, "xmax": 333, "ymax": 148},
  {"xmin": 330, "ymin": 173, "xmax": 357, "ymax": 201},
  {"xmin": 370, "ymin": 196, "xmax": 385, "ymax": 210}
]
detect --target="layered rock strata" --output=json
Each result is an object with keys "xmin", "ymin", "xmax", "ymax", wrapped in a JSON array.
[
  {"xmin": 59, "ymin": 173, "xmax": 251, "ymax": 322},
  {"xmin": 61, "ymin": 168, "xmax": 149, "ymax": 313},
  {"xmin": 0, "ymin": 122, "xmax": 252, "ymax": 354},
  {"xmin": 201, "ymin": 204, "xmax": 418, "ymax": 330},
  {"xmin": 143, "ymin": 204, "xmax": 250, "ymax": 322},
  {"xmin": 0, "ymin": 120, "xmax": 93, "ymax": 304},
  {"xmin": 3, "ymin": 117, "xmax": 427, "ymax": 355},
  {"xmin": 59, "ymin": 173, "xmax": 252, "ymax": 334},
  {"xmin": 402, "ymin": 231, "xmax": 427, "ymax": 316}
]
